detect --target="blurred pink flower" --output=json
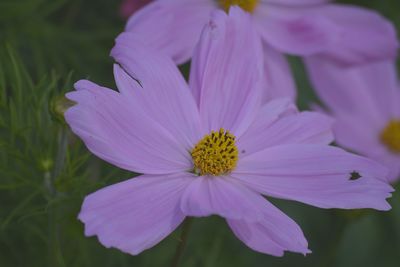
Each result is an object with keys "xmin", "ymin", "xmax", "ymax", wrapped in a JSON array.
[
  {"xmin": 65, "ymin": 8, "xmax": 393, "ymax": 256},
  {"xmin": 307, "ymin": 58, "xmax": 400, "ymax": 183},
  {"xmin": 123, "ymin": 0, "xmax": 398, "ymax": 100},
  {"xmin": 119, "ymin": 0, "xmax": 152, "ymax": 19}
]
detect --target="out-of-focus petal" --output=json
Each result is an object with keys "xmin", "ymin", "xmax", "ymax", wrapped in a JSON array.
[
  {"xmin": 379, "ymin": 154, "xmax": 400, "ymax": 183},
  {"xmin": 255, "ymin": 5, "xmax": 334, "ymax": 55},
  {"xmin": 333, "ymin": 113, "xmax": 384, "ymax": 157},
  {"xmin": 65, "ymin": 80, "xmax": 192, "ymax": 174},
  {"xmin": 234, "ymin": 144, "xmax": 393, "ymax": 210},
  {"xmin": 189, "ymin": 7, "xmax": 264, "ymax": 137},
  {"xmin": 238, "ymin": 108, "xmax": 334, "ymax": 155},
  {"xmin": 262, "ymin": 0, "xmax": 330, "ymax": 5},
  {"xmin": 227, "ymin": 196, "xmax": 309, "ymax": 256},
  {"xmin": 306, "ymin": 58, "xmax": 400, "ymax": 122},
  {"xmin": 125, "ymin": 0, "xmax": 215, "ymax": 64},
  {"xmin": 262, "ymin": 44, "xmax": 297, "ymax": 102},
  {"xmin": 180, "ymin": 176, "xmax": 265, "ymax": 222},
  {"xmin": 256, "ymin": 4, "xmax": 398, "ymax": 65},
  {"xmin": 111, "ymin": 36, "xmax": 201, "ymax": 149},
  {"xmin": 79, "ymin": 173, "xmax": 192, "ymax": 255}
]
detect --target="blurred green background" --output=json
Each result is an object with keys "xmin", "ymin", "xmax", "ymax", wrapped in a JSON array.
[{"xmin": 0, "ymin": 0, "xmax": 399, "ymax": 266}]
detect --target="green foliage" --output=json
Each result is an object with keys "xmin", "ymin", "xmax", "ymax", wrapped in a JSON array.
[{"xmin": 0, "ymin": 1, "xmax": 399, "ymax": 267}]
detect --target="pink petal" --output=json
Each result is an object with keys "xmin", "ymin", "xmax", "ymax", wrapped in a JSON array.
[
  {"xmin": 257, "ymin": 4, "xmax": 398, "ymax": 65},
  {"xmin": 306, "ymin": 58, "xmax": 400, "ymax": 123},
  {"xmin": 379, "ymin": 154, "xmax": 400, "ymax": 183},
  {"xmin": 238, "ymin": 106, "xmax": 334, "ymax": 155},
  {"xmin": 189, "ymin": 7, "xmax": 264, "ymax": 137},
  {"xmin": 255, "ymin": 5, "xmax": 334, "ymax": 55},
  {"xmin": 235, "ymin": 98, "xmax": 297, "ymax": 154},
  {"xmin": 262, "ymin": 44, "xmax": 297, "ymax": 102},
  {"xmin": 111, "ymin": 38, "xmax": 202, "ymax": 148},
  {"xmin": 65, "ymin": 80, "xmax": 192, "ymax": 174},
  {"xmin": 124, "ymin": 0, "xmax": 215, "ymax": 64},
  {"xmin": 264, "ymin": 0, "xmax": 331, "ymax": 5},
  {"xmin": 234, "ymin": 144, "xmax": 393, "ymax": 210},
  {"xmin": 79, "ymin": 173, "xmax": 192, "ymax": 255},
  {"xmin": 180, "ymin": 176, "xmax": 265, "ymax": 222},
  {"xmin": 337, "ymin": 131, "xmax": 400, "ymax": 183},
  {"xmin": 227, "ymin": 197, "xmax": 309, "ymax": 256},
  {"xmin": 333, "ymin": 113, "xmax": 384, "ymax": 157},
  {"xmin": 306, "ymin": 57, "xmax": 400, "ymax": 184}
]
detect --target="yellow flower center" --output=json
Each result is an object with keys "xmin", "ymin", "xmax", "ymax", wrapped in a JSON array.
[
  {"xmin": 218, "ymin": 0, "xmax": 259, "ymax": 13},
  {"xmin": 380, "ymin": 120, "xmax": 400, "ymax": 153},
  {"xmin": 191, "ymin": 128, "xmax": 239, "ymax": 176}
]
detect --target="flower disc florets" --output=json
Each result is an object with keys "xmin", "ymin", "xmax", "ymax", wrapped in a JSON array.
[
  {"xmin": 191, "ymin": 128, "xmax": 239, "ymax": 176},
  {"xmin": 380, "ymin": 120, "xmax": 400, "ymax": 153},
  {"xmin": 218, "ymin": 0, "xmax": 259, "ymax": 13}
]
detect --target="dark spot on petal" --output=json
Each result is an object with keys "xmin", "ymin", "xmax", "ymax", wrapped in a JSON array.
[{"xmin": 350, "ymin": 171, "xmax": 362, "ymax": 181}]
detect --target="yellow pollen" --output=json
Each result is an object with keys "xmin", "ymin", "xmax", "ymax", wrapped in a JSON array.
[
  {"xmin": 191, "ymin": 128, "xmax": 239, "ymax": 176},
  {"xmin": 218, "ymin": 0, "xmax": 259, "ymax": 13},
  {"xmin": 380, "ymin": 120, "xmax": 400, "ymax": 154}
]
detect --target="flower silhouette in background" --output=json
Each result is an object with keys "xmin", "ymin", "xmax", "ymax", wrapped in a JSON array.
[
  {"xmin": 307, "ymin": 59, "xmax": 400, "ymax": 183},
  {"xmin": 65, "ymin": 9, "xmax": 393, "ymax": 257},
  {"xmin": 123, "ymin": 0, "xmax": 398, "ymax": 100}
]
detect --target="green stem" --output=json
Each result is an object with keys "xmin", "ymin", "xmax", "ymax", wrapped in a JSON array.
[
  {"xmin": 170, "ymin": 218, "xmax": 193, "ymax": 267},
  {"xmin": 47, "ymin": 128, "xmax": 68, "ymax": 267},
  {"xmin": 53, "ymin": 129, "xmax": 68, "ymax": 186}
]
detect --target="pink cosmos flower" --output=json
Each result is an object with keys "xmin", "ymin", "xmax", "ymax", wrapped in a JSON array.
[
  {"xmin": 124, "ymin": 0, "xmax": 399, "ymax": 100},
  {"xmin": 307, "ymin": 58, "xmax": 400, "ymax": 183},
  {"xmin": 119, "ymin": 0, "xmax": 152, "ymax": 19},
  {"xmin": 65, "ymin": 9, "xmax": 393, "ymax": 256}
]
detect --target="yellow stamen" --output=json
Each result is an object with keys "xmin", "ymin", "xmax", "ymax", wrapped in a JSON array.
[
  {"xmin": 218, "ymin": 0, "xmax": 259, "ymax": 13},
  {"xmin": 191, "ymin": 128, "xmax": 239, "ymax": 176},
  {"xmin": 380, "ymin": 120, "xmax": 400, "ymax": 153}
]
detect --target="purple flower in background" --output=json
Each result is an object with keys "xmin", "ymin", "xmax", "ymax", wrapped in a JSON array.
[
  {"xmin": 119, "ymin": 0, "xmax": 152, "ymax": 19},
  {"xmin": 307, "ymin": 59, "xmax": 400, "ymax": 182},
  {"xmin": 124, "ymin": 0, "xmax": 398, "ymax": 100},
  {"xmin": 65, "ymin": 9, "xmax": 393, "ymax": 257}
]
